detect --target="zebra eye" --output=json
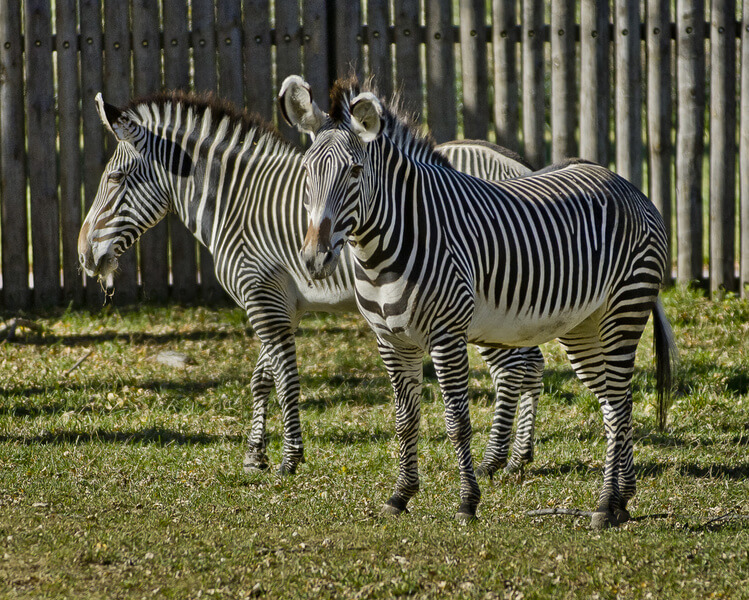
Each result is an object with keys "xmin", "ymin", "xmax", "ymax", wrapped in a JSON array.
[
  {"xmin": 108, "ymin": 170, "xmax": 125, "ymax": 184},
  {"xmin": 351, "ymin": 164, "xmax": 363, "ymax": 177}
]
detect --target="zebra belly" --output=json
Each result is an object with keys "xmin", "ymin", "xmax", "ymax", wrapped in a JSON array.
[{"xmin": 467, "ymin": 296, "xmax": 606, "ymax": 347}]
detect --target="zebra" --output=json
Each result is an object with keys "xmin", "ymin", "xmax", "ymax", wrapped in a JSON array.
[
  {"xmin": 280, "ymin": 75, "xmax": 676, "ymax": 529},
  {"xmin": 77, "ymin": 90, "xmax": 543, "ymax": 480}
]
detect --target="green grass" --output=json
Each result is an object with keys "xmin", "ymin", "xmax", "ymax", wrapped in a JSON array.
[{"xmin": 1, "ymin": 287, "xmax": 748, "ymax": 599}]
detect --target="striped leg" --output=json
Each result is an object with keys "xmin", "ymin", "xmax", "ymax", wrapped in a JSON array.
[
  {"xmin": 506, "ymin": 347, "xmax": 544, "ymax": 473},
  {"xmin": 243, "ymin": 346, "xmax": 274, "ymax": 472},
  {"xmin": 431, "ymin": 336, "xmax": 481, "ymax": 520},
  {"xmin": 379, "ymin": 341, "xmax": 424, "ymax": 516}
]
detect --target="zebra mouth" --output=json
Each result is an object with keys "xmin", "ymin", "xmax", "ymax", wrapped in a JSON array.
[{"xmin": 80, "ymin": 247, "xmax": 119, "ymax": 282}]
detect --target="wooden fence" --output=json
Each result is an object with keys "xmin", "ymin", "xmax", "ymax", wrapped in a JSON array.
[{"xmin": 0, "ymin": 0, "xmax": 748, "ymax": 310}]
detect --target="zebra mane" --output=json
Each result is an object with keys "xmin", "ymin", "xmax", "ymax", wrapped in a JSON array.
[
  {"xmin": 122, "ymin": 90, "xmax": 297, "ymax": 155},
  {"xmin": 328, "ymin": 77, "xmax": 451, "ymax": 167}
]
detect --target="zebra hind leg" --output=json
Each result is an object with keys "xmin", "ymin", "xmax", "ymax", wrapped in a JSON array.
[
  {"xmin": 505, "ymin": 347, "xmax": 544, "ymax": 474},
  {"xmin": 243, "ymin": 347, "xmax": 274, "ymax": 472}
]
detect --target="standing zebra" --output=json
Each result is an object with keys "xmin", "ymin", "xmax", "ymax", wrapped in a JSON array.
[
  {"xmin": 77, "ymin": 90, "xmax": 542, "ymax": 479},
  {"xmin": 280, "ymin": 75, "xmax": 676, "ymax": 529}
]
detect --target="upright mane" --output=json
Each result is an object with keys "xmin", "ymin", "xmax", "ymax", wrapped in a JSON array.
[
  {"xmin": 122, "ymin": 89, "xmax": 297, "ymax": 154},
  {"xmin": 328, "ymin": 77, "xmax": 451, "ymax": 167}
]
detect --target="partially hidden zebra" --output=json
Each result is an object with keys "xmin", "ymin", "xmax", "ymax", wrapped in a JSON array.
[
  {"xmin": 77, "ymin": 90, "xmax": 543, "ymax": 479},
  {"xmin": 280, "ymin": 75, "xmax": 676, "ymax": 529}
]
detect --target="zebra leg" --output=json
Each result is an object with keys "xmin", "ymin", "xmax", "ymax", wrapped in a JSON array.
[
  {"xmin": 243, "ymin": 346, "xmax": 274, "ymax": 472},
  {"xmin": 505, "ymin": 347, "xmax": 544, "ymax": 473},
  {"xmin": 432, "ymin": 337, "xmax": 481, "ymax": 521},
  {"xmin": 377, "ymin": 341, "xmax": 424, "ymax": 517},
  {"xmin": 475, "ymin": 347, "xmax": 525, "ymax": 476}
]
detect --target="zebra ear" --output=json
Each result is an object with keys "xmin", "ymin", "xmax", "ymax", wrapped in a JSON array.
[
  {"xmin": 95, "ymin": 93, "xmax": 142, "ymax": 147},
  {"xmin": 278, "ymin": 75, "xmax": 325, "ymax": 136},
  {"xmin": 350, "ymin": 93, "xmax": 383, "ymax": 143}
]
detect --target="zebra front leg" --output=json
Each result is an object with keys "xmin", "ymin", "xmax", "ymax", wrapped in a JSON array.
[
  {"xmin": 378, "ymin": 342, "xmax": 424, "ymax": 517},
  {"xmin": 432, "ymin": 337, "xmax": 480, "ymax": 521},
  {"xmin": 505, "ymin": 347, "xmax": 544, "ymax": 474},
  {"xmin": 243, "ymin": 346, "xmax": 274, "ymax": 472}
]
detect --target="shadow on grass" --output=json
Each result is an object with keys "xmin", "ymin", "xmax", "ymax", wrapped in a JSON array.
[
  {"xmin": 0, "ymin": 427, "xmax": 244, "ymax": 447},
  {"xmin": 6, "ymin": 328, "xmax": 248, "ymax": 348}
]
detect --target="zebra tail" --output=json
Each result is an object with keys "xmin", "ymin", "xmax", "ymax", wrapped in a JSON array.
[{"xmin": 653, "ymin": 298, "xmax": 678, "ymax": 430}]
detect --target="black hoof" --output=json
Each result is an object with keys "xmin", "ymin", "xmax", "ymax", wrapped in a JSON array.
[
  {"xmin": 381, "ymin": 496, "xmax": 409, "ymax": 516},
  {"xmin": 614, "ymin": 508, "xmax": 631, "ymax": 525},
  {"xmin": 590, "ymin": 511, "xmax": 617, "ymax": 530},
  {"xmin": 243, "ymin": 452, "xmax": 269, "ymax": 473},
  {"xmin": 475, "ymin": 463, "xmax": 499, "ymax": 478},
  {"xmin": 276, "ymin": 462, "xmax": 298, "ymax": 476},
  {"xmin": 456, "ymin": 502, "xmax": 477, "ymax": 522}
]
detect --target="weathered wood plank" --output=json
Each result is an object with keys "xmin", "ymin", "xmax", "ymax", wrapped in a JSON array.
[
  {"xmin": 742, "ymin": 0, "xmax": 749, "ymax": 297},
  {"xmin": 302, "ymin": 0, "xmax": 331, "ymax": 112},
  {"xmin": 425, "ymin": 0, "xmax": 456, "ymax": 143},
  {"xmin": 57, "ymin": 0, "xmax": 84, "ymax": 305},
  {"xmin": 334, "ymin": 0, "xmax": 363, "ymax": 81},
  {"xmin": 522, "ymin": 0, "xmax": 544, "ymax": 169},
  {"xmin": 394, "ymin": 0, "xmax": 421, "ymax": 117},
  {"xmin": 491, "ymin": 0, "xmax": 519, "ymax": 152},
  {"xmin": 242, "ymin": 0, "xmax": 272, "ymax": 120},
  {"xmin": 276, "ymin": 0, "xmax": 302, "ymax": 144},
  {"xmin": 550, "ymin": 0, "xmax": 576, "ymax": 162},
  {"xmin": 615, "ymin": 0, "xmax": 642, "ymax": 189},
  {"xmin": 164, "ymin": 0, "xmax": 199, "ymax": 303},
  {"xmin": 193, "ymin": 0, "xmax": 219, "ymax": 95},
  {"xmin": 580, "ymin": 0, "xmax": 610, "ymax": 165},
  {"xmin": 709, "ymin": 0, "xmax": 737, "ymax": 294},
  {"xmin": 646, "ymin": 0, "xmax": 673, "ymax": 276},
  {"xmin": 216, "ymin": 0, "xmax": 244, "ymax": 107},
  {"xmin": 675, "ymin": 0, "xmax": 705, "ymax": 284},
  {"xmin": 0, "ymin": 0, "xmax": 28, "ymax": 309},
  {"xmin": 367, "ymin": 0, "xmax": 392, "ymax": 99},
  {"xmin": 460, "ymin": 0, "xmax": 489, "ymax": 140},
  {"xmin": 133, "ymin": 0, "xmax": 169, "ymax": 303}
]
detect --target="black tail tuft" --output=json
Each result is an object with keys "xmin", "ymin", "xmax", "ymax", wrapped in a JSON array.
[{"xmin": 653, "ymin": 299, "xmax": 677, "ymax": 430}]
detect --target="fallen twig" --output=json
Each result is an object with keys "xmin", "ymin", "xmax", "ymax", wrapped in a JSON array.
[
  {"xmin": 698, "ymin": 513, "xmax": 749, "ymax": 530},
  {"xmin": 64, "ymin": 349, "xmax": 94, "ymax": 377},
  {"xmin": 525, "ymin": 508, "xmax": 594, "ymax": 518}
]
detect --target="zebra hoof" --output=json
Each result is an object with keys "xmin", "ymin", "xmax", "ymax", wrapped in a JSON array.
[
  {"xmin": 456, "ymin": 502, "xmax": 478, "ymax": 523},
  {"xmin": 614, "ymin": 508, "xmax": 631, "ymax": 525},
  {"xmin": 243, "ymin": 452, "xmax": 269, "ymax": 473},
  {"xmin": 380, "ymin": 503, "xmax": 407, "ymax": 517},
  {"xmin": 475, "ymin": 463, "xmax": 498, "ymax": 478},
  {"xmin": 590, "ymin": 511, "xmax": 617, "ymax": 530},
  {"xmin": 276, "ymin": 462, "xmax": 298, "ymax": 476}
]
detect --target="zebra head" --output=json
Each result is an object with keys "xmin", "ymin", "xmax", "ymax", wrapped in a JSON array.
[
  {"xmin": 78, "ymin": 94, "xmax": 184, "ymax": 283},
  {"xmin": 279, "ymin": 75, "xmax": 384, "ymax": 279}
]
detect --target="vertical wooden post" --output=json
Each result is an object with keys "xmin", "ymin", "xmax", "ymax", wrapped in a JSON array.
[
  {"xmin": 276, "ymin": 0, "xmax": 302, "ymax": 144},
  {"xmin": 242, "ymin": 0, "xmax": 272, "ymax": 118},
  {"xmin": 334, "ymin": 0, "xmax": 363, "ymax": 81},
  {"xmin": 522, "ymin": 0, "xmax": 545, "ymax": 169},
  {"xmin": 193, "ymin": 0, "xmax": 218, "ymax": 95},
  {"xmin": 580, "ymin": 0, "xmax": 610, "ymax": 166},
  {"xmin": 426, "ymin": 0, "xmax": 456, "ymax": 143},
  {"xmin": 614, "ymin": 0, "xmax": 642, "ymax": 189},
  {"xmin": 461, "ymin": 0, "xmax": 489, "ymax": 140},
  {"xmin": 0, "ymin": 0, "xmax": 28, "ymax": 309},
  {"xmin": 491, "ymin": 0, "xmax": 519, "ymax": 152},
  {"xmin": 647, "ymin": 0, "xmax": 673, "ymax": 277},
  {"xmin": 57, "ymin": 0, "xmax": 84, "ymax": 305},
  {"xmin": 302, "ymin": 0, "xmax": 331, "ymax": 112},
  {"xmin": 164, "ymin": 0, "xmax": 199, "ymax": 304},
  {"xmin": 742, "ymin": 0, "xmax": 749, "ymax": 297},
  {"xmin": 216, "ymin": 0, "xmax": 244, "ymax": 107},
  {"xmin": 675, "ymin": 0, "xmax": 705, "ymax": 284},
  {"xmin": 394, "ymin": 0, "xmax": 422, "ymax": 117},
  {"xmin": 25, "ymin": 0, "xmax": 59, "ymax": 307},
  {"xmin": 709, "ymin": 0, "xmax": 737, "ymax": 295},
  {"xmin": 367, "ymin": 0, "xmax": 392, "ymax": 99},
  {"xmin": 551, "ymin": 0, "xmax": 577, "ymax": 162}
]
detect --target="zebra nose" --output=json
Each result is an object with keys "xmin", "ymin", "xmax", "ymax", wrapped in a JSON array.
[{"xmin": 302, "ymin": 246, "xmax": 335, "ymax": 279}]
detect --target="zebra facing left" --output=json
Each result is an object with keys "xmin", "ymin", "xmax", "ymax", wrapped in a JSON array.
[
  {"xmin": 77, "ymin": 90, "xmax": 544, "ymax": 480},
  {"xmin": 281, "ymin": 75, "xmax": 676, "ymax": 529}
]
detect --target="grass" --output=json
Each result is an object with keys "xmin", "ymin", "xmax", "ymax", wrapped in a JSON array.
[{"xmin": 1, "ymin": 286, "xmax": 748, "ymax": 599}]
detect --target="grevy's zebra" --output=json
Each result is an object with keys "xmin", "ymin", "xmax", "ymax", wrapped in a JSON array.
[
  {"xmin": 77, "ymin": 90, "xmax": 543, "ymax": 478},
  {"xmin": 281, "ymin": 75, "xmax": 676, "ymax": 529}
]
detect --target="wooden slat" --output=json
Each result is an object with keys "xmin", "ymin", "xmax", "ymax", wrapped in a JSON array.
[
  {"xmin": 742, "ymin": 0, "xmax": 749, "ymax": 297},
  {"xmin": 366, "ymin": 0, "xmax": 392, "ymax": 99},
  {"xmin": 491, "ymin": 0, "xmax": 519, "ymax": 152},
  {"xmin": 614, "ymin": 0, "xmax": 642, "ymax": 189},
  {"xmin": 302, "ymin": 0, "xmax": 331, "ymax": 112},
  {"xmin": 133, "ymin": 0, "xmax": 169, "ymax": 303},
  {"xmin": 646, "ymin": 0, "xmax": 673, "ymax": 275},
  {"xmin": 579, "ymin": 0, "xmax": 610, "ymax": 166},
  {"xmin": 550, "ymin": 0, "xmax": 576, "ymax": 162},
  {"xmin": 80, "ymin": 0, "xmax": 108, "ymax": 306},
  {"xmin": 709, "ymin": 0, "xmax": 737, "ymax": 294},
  {"xmin": 0, "ymin": 0, "xmax": 28, "ymax": 309},
  {"xmin": 425, "ymin": 0, "xmax": 456, "ymax": 143},
  {"xmin": 521, "ymin": 0, "xmax": 544, "ymax": 169},
  {"xmin": 394, "ymin": 0, "xmax": 421, "ymax": 117},
  {"xmin": 25, "ymin": 0, "xmax": 59, "ymax": 307},
  {"xmin": 243, "ymin": 0, "xmax": 272, "ymax": 120},
  {"xmin": 192, "ymin": 0, "xmax": 218, "ymax": 95},
  {"xmin": 217, "ymin": 0, "xmax": 244, "ymax": 107},
  {"xmin": 102, "ymin": 0, "xmax": 138, "ymax": 305},
  {"xmin": 675, "ymin": 0, "xmax": 705, "ymax": 284},
  {"xmin": 276, "ymin": 0, "xmax": 302, "ymax": 144},
  {"xmin": 334, "ymin": 0, "xmax": 362, "ymax": 81},
  {"xmin": 460, "ymin": 0, "xmax": 489, "ymax": 140},
  {"xmin": 164, "ymin": 0, "xmax": 198, "ymax": 304},
  {"xmin": 57, "ymin": 0, "xmax": 83, "ymax": 305}
]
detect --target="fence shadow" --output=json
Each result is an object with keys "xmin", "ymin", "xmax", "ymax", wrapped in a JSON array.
[{"xmin": 0, "ymin": 427, "xmax": 244, "ymax": 447}]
